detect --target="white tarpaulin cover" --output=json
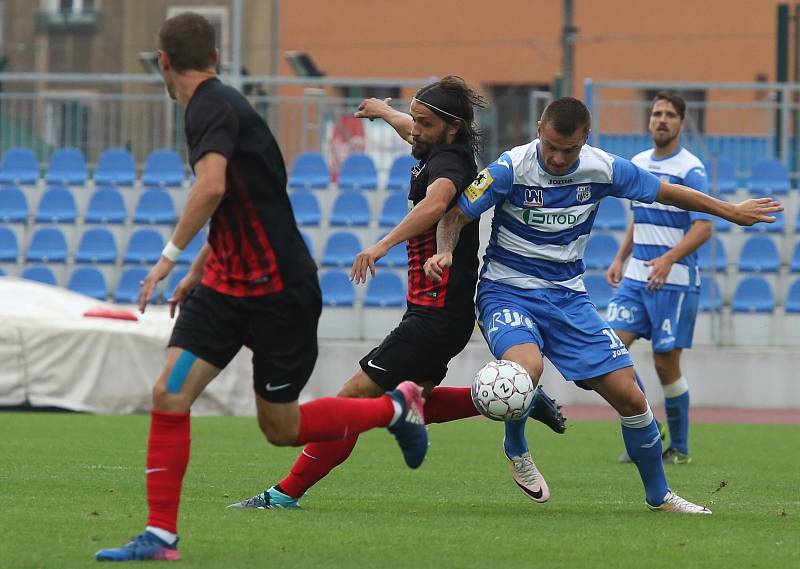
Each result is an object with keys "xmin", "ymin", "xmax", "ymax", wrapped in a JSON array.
[{"xmin": 0, "ymin": 277, "xmax": 257, "ymax": 415}]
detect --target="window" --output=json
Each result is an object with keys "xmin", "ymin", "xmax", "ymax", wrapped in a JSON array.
[
  {"xmin": 167, "ymin": 6, "xmax": 229, "ymax": 66},
  {"xmin": 47, "ymin": 0, "xmax": 94, "ymax": 13}
]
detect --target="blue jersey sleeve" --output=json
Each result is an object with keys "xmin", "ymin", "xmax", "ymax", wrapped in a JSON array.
[
  {"xmin": 684, "ymin": 167, "xmax": 713, "ymax": 222},
  {"xmin": 458, "ymin": 152, "xmax": 515, "ymax": 219},
  {"xmin": 609, "ymin": 155, "xmax": 661, "ymax": 203}
]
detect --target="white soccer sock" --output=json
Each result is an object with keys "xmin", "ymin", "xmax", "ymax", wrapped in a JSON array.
[
  {"xmin": 145, "ymin": 526, "xmax": 178, "ymax": 545},
  {"xmin": 663, "ymin": 376, "xmax": 689, "ymax": 399}
]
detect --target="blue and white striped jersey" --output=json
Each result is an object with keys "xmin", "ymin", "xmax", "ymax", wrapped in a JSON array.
[
  {"xmin": 459, "ymin": 140, "xmax": 661, "ymax": 292},
  {"xmin": 624, "ymin": 147, "xmax": 710, "ymax": 291}
]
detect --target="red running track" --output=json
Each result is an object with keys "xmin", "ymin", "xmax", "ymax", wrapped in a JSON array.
[{"xmin": 563, "ymin": 405, "xmax": 800, "ymax": 425}]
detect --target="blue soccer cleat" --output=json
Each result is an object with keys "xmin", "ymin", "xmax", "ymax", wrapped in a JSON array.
[
  {"xmin": 95, "ymin": 531, "xmax": 179, "ymax": 562},
  {"xmin": 387, "ymin": 381, "xmax": 428, "ymax": 469},
  {"xmin": 527, "ymin": 387, "xmax": 567, "ymax": 433},
  {"xmin": 227, "ymin": 485, "xmax": 300, "ymax": 509}
]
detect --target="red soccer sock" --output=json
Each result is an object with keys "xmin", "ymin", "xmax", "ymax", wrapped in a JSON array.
[
  {"xmin": 278, "ymin": 435, "xmax": 360, "ymax": 499},
  {"xmin": 423, "ymin": 386, "xmax": 479, "ymax": 424},
  {"xmin": 146, "ymin": 410, "xmax": 191, "ymax": 534},
  {"xmin": 294, "ymin": 396, "xmax": 395, "ymax": 445}
]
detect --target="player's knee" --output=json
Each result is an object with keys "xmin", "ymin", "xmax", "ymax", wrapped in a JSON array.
[
  {"xmin": 258, "ymin": 416, "xmax": 297, "ymax": 447},
  {"xmin": 619, "ymin": 389, "xmax": 648, "ymax": 417},
  {"xmin": 151, "ymin": 382, "xmax": 190, "ymax": 412},
  {"xmin": 653, "ymin": 358, "xmax": 678, "ymax": 383}
]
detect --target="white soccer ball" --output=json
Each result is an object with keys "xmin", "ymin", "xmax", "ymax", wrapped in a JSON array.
[{"xmin": 471, "ymin": 360, "xmax": 536, "ymax": 421}]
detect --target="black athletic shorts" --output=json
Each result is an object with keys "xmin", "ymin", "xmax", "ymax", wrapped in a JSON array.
[
  {"xmin": 359, "ymin": 303, "xmax": 475, "ymax": 391},
  {"xmin": 168, "ymin": 278, "xmax": 321, "ymax": 403}
]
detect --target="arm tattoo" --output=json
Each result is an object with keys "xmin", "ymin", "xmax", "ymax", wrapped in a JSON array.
[{"xmin": 436, "ymin": 207, "xmax": 471, "ymax": 253}]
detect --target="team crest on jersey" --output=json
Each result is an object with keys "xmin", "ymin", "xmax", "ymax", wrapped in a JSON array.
[
  {"xmin": 465, "ymin": 168, "xmax": 492, "ymax": 202},
  {"xmin": 575, "ymin": 185, "xmax": 591, "ymax": 203},
  {"xmin": 523, "ymin": 188, "xmax": 543, "ymax": 207}
]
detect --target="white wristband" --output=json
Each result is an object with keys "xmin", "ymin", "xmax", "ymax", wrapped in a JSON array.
[{"xmin": 161, "ymin": 240, "xmax": 183, "ymax": 262}]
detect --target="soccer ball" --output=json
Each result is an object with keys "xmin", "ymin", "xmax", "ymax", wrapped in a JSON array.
[{"xmin": 471, "ymin": 360, "xmax": 536, "ymax": 421}]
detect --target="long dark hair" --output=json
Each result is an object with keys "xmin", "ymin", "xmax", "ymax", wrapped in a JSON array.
[{"xmin": 414, "ymin": 75, "xmax": 487, "ymax": 156}]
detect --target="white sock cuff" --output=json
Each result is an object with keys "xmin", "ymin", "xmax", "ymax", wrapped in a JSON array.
[
  {"xmin": 663, "ymin": 376, "xmax": 689, "ymax": 399},
  {"xmin": 145, "ymin": 526, "xmax": 178, "ymax": 545},
  {"xmin": 620, "ymin": 403, "xmax": 654, "ymax": 429}
]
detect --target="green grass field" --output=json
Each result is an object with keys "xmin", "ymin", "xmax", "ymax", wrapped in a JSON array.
[{"xmin": 1, "ymin": 413, "xmax": 798, "ymax": 569}]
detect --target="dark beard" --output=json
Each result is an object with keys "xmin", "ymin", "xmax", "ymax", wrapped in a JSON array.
[{"xmin": 412, "ymin": 132, "xmax": 450, "ymax": 159}]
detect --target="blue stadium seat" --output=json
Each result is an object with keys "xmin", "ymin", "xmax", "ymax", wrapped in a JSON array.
[
  {"xmin": 584, "ymin": 274, "xmax": 613, "ymax": 310},
  {"xmin": 738, "ymin": 236, "xmax": 780, "ymax": 273},
  {"xmin": 698, "ymin": 276, "xmax": 722, "ymax": 312},
  {"xmin": 364, "ymin": 272, "xmax": 405, "ymax": 307},
  {"xmin": 165, "ymin": 267, "xmax": 190, "ymax": 300},
  {"xmin": 177, "ymin": 231, "xmax": 206, "ymax": 265},
  {"xmin": 21, "ymin": 265, "xmax": 57, "ymax": 286},
  {"xmin": 386, "ymin": 155, "xmax": 416, "ymax": 191},
  {"xmin": 0, "ymin": 266, "xmax": 4, "ymax": 276},
  {"xmin": 94, "ymin": 148, "xmax": 136, "ymax": 186},
  {"xmin": 0, "ymin": 226, "xmax": 19, "ymax": 261},
  {"xmin": 68, "ymin": 267, "xmax": 108, "ymax": 300},
  {"xmin": 84, "ymin": 188, "xmax": 127, "ymax": 224},
  {"xmin": 289, "ymin": 152, "xmax": 330, "ymax": 190},
  {"xmin": 338, "ymin": 153, "xmax": 378, "ymax": 191},
  {"xmin": 786, "ymin": 279, "xmax": 800, "ymax": 313},
  {"xmin": 320, "ymin": 270, "xmax": 355, "ymax": 307},
  {"xmin": 743, "ymin": 209, "xmax": 784, "ymax": 233},
  {"xmin": 0, "ymin": 185, "xmax": 29, "ymax": 223},
  {"xmin": 376, "ymin": 241, "xmax": 407, "ymax": 268},
  {"xmin": 133, "ymin": 188, "xmax": 176, "ymax": 225},
  {"xmin": 123, "ymin": 229, "xmax": 164, "ymax": 264},
  {"xmin": 594, "ymin": 197, "xmax": 627, "ymax": 230},
  {"xmin": 46, "ymin": 148, "xmax": 87, "ymax": 185},
  {"xmin": 583, "ymin": 234, "xmax": 619, "ymax": 270},
  {"xmin": 696, "ymin": 236, "xmax": 727, "ymax": 272},
  {"xmin": 300, "ymin": 230, "xmax": 314, "ymax": 258},
  {"xmin": 75, "ymin": 228, "xmax": 117, "ymax": 264},
  {"xmin": 35, "ymin": 186, "xmax": 77, "ymax": 223},
  {"xmin": 289, "ymin": 191, "xmax": 321, "ymax": 226},
  {"xmin": 142, "ymin": 149, "xmax": 184, "ymax": 187},
  {"xmin": 705, "ymin": 157, "xmax": 738, "ymax": 194},
  {"xmin": 115, "ymin": 267, "xmax": 158, "ymax": 304},
  {"xmin": 379, "ymin": 192, "xmax": 408, "ymax": 227},
  {"xmin": 747, "ymin": 159, "xmax": 790, "ymax": 195},
  {"xmin": 732, "ymin": 277, "xmax": 774, "ymax": 313},
  {"xmin": 0, "ymin": 147, "xmax": 39, "ymax": 184},
  {"xmin": 26, "ymin": 227, "xmax": 68, "ymax": 263},
  {"xmin": 330, "ymin": 192, "xmax": 370, "ymax": 226},
  {"xmin": 791, "ymin": 242, "xmax": 800, "ymax": 273},
  {"xmin": 322, "ymin": 231, "xmax": 361, "ymax": 267}
]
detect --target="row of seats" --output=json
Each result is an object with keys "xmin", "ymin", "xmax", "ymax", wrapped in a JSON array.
[
  {"xmin": 0, "ymin": 147, "xmax": 186, "ymax": 187},
  {"xmin": 1, "ymin": 145, "xmax": 794, "ymax": 195},
  {"xmin": 0, "ymin": 186, "xmax": 178, "ymax": 225},
  {"xmin": 585, "ymin": 274, "xmax": 800, "ymax": 314},
  {"xmin": 0, "ymin": 227, "xmax": 205, "ymax": 265},
  {"xmin": 289, "ymin": 152, "xmax": 414, "ymax": 191},
  {"xmin": 3, "ymin": 224, "xmax": 800, "ymax": 276},
  {"xmin": 2, "ymin": 264, "xmax": 408, "ymax": 308}
]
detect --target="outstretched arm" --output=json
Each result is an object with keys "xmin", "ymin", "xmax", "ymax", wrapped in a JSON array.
[
  {"xmin": 353, "ymin": 97, "xmax": 413, "ymax": 143},
  {"xmin": 350, "ymin": 179, "xmax": 456, "ymax": 283},
  {"xmin": 656, "ymin": 182, "xmax": 782, "ymax": 226},
  {"xmin": 423, "ymin": 205, "xmax": 474, "ymax": 283}
]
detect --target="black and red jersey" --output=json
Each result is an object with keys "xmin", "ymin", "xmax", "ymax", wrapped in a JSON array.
[
  {"xmin": 406, "ymin": 144, "xmax": 479, "ymax": 313},
  {"xmin": 184, "ymin": 78, "xmax": 316, "ymax": 297}
]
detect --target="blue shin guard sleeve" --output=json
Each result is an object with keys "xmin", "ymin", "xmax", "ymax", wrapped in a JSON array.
[
  {"xmin": 166, "ymin": 351, "xmax": 197, "ymax": 394},
  {"xmin": 665, "ymin": 391, "xmax": 690, "ymax": 454},
  {"xmin": 503, "ymin": 408, "xmax": 530, "ymax": 458},
  {"xmin": 620, "ymin": 406, "xmax": 669, "ymax": 506}
]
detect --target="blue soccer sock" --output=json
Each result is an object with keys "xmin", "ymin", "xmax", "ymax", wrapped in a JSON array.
[
  {"xmin": 503, "ymin": 407, "xmax": 531, "ymax": 458},
  {"xmin": 620, "ymin": 404, "xmax": 669, "ymax": 506},
  {"xmin": 663, "ymin": 377, "xmax": 690, "ymax": 454},
  {"xmin": 633, "ymin": 370, "xmax": 646, "ymax": 395}
]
